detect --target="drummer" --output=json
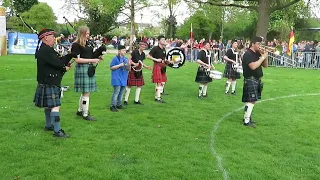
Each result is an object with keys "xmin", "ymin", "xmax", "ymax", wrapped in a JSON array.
[{"xmin": 195, "ymin": 41, "xmax": 215, "ymax": 98}]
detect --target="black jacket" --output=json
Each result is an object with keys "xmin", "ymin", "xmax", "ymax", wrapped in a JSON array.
[{"xmin": 35, "ymin": 43, "xmax": 69, "ymax": 86}]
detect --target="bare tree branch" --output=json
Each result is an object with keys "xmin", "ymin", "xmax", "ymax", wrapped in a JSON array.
[
  {"xmin": 191, "ymin": 0, "xmax": 258, "ymax": 10},
  {"xmin": 271, "ymin": 0, "xmax": 301, "ymax": 12}
]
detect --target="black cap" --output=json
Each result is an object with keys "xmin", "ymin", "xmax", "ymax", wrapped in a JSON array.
[
  {"xmin": 252, "ymin": 36, "xmax": 263, "ymax": 43},
  {"xmin": 118, "ymin": 45, "xmax": 126, "ymax": 50},
  {"xmin": 157, "ymin": 35, "xmax": 165, "ymax": 40},
  {"xmin": 38, "ymin": 28, "xmax": 55, "ymax": 40}
]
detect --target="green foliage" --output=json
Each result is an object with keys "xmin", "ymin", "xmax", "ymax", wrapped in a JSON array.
[
  {"xmin": 13, "ymin": 0, "xmax": 38, "ymax": 13},
  {"xmin": 77, "ymin": 0, "xmax": 126, "ymax": 35},
  {"xmin": 79, "ymin": 0, "xmax": 124, "ymax": 34},
  {"xmin": 223, "ymin": 8, "xmax": 257, "ymax": 40},
  {"xmin": 7, "ymin": 3, "xmax": 57, "ymax": 33},
  {"xmin": 176, "ymin": 5, "xmax": 222, "ymax": 40},
  {"xmin": 294, "ymin": 18, "xmax": 320, "ymax": 41},
  {"xmin": 268, "ymin": 1, "xmax": 310, "ymax": 40}
]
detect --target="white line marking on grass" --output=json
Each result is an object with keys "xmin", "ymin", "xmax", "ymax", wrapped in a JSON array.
[
  {"xmin": 0, "ymin": 78, "xmax": 35, "ymax": 83},
  {"xmin": 211, "ymin": 93, "xmax": 320, "ymax": 180}
]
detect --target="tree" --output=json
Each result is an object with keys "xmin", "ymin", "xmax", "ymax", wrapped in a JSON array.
[
  {"xmin": 13, "ymin": 0, "xmax": 38, "ymax": 13},
  {"xmin": 190, "ymin": 0, "xmax": 303, "ymax": 39},
  {"xmin": 7, "ymin": 3, "xmax": 57, "ymax": 33},
  {"xmin": 176, "ymin": 4, "xmax": 222, "ymax": 40}
]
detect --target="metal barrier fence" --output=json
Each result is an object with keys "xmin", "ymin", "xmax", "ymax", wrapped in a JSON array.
[
  {"xmin": 268, "ymin": 52, "xmax": 320, "ymax": 69},
  {"xmin": 184, "ymin": 48, "xmax": 320, "ymax": 70}
]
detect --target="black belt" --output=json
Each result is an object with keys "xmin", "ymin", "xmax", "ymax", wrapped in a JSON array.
[{"xmin": 38, "ymin": 83, "xmax": 60, "ymax": 88}]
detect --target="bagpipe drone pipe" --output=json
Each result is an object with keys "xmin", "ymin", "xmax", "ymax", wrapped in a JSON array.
[{"xmin": 16, "ymin": 14, "xmax": 78, "ymax": 68}]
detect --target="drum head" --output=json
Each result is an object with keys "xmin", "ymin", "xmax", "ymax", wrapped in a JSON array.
[{"xmin": 166, "ymin": 48, "xmax": 186, "ymax": 68}]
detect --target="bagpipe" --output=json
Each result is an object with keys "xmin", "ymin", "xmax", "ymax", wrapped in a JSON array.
[
  {"xmin": 200, "ymin": 49, "xmax": 223, "ymax": 80},
  {"xmin": 63, "ymin": 16, "xmax": 103, "ymax": 51},
  {"xmin": 16, "ymin": 14, "xmax": 77, "ymax": 67},
  {"xmin": 62, "ymin": 16, "xmax": 107, "ymax": 77},
  {"xmin": 231, "ymin": 48, "xmax": 243, "ymax": 74}
]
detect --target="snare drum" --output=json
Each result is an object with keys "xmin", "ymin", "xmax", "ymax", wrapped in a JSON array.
[{"xmin": 208, "ymin": 70, "xmax": 223, "ymax": 80}]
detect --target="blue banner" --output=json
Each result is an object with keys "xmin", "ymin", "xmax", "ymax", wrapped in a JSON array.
[{"xmin": 8, "ymin": 32, "xmax": 38, "ymax": 54}]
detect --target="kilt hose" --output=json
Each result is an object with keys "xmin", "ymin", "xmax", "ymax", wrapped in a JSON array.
[
  {"xmin": 195, "ymin": 67, "xmax": 212, "ymax": 83},
  {"xmin": 223, "ymin": 63, "xmax": 240, "ymax": 79},
  {"xmin": 74, "ymin": 63, "xmax": 97, "ymax": 93},
  {"xmin": 242, "ymin": 77, "xmax": 263, "ymax": 102},
  {"xmin": 152, "ymin": 63, "xmax": 167, "ymax": 83},
  {"xmin": 34, "ymin": 84, "xmax": 61, "ymax": 108},
  {"xmin": 127, "ymin": 68, "xmax": 145, "ymax": 87}
]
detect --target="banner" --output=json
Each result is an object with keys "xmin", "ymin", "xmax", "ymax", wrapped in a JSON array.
[
  {"xmin": 0, "ymin": 6, "xmax": 7, "ymax": 56},
  {"xmin": 8, "ymin": 32, "xmax": 38, "ymax": 55}
]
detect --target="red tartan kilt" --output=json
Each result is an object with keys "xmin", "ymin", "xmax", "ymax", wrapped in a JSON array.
[
  {"xmin": 152, "ymin": 63, "xmax": 167, "ymax": 83},
  {"xmin": 127, "ymin": 69, "xmax": 145, "ymax": 87}
]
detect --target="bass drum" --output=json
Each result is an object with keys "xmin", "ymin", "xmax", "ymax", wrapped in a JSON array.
[{"xmin": 165, "ymin": 48, "xmax": 186, "ymax": 68}]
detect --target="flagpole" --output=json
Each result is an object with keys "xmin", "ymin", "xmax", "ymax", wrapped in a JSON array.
[{"xmin": 190, "ymin": 23, "xmax": 193, "ymax": 62}]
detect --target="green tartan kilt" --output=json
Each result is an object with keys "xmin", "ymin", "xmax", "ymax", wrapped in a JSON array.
[{"xmin": 74, "ymin": 63, "xmax": 97, "ymax": 93}]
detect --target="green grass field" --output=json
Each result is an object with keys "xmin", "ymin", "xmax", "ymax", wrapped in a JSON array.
[{"xmin": 1, "ymin": 54, "xmax": 320, "ymax": 180}]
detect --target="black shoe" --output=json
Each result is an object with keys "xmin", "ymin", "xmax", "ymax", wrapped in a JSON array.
[
  {"xmin": 83, "ymin": 115, "xmax": 96, "ymax": 121},
  {"xmin": 225, "ymin": 91, "xmax": 230, "ymax": 95},
  {"xmin": 161, "ymin": 92, "xmax": 169, "ymax": 95},
  {"xmin": 53, "ymin": 129, "xmax": 70, "ymax": 138},
  {"xmin": 243, "ymin": 121, "xmax": 256, "ymax": 128},
  {"xmin": 202, "ymin": 94, "xmax": 208, "ymax": 98},
  {"xmin": 76, "ymin": 111, "xmax": 90, "ymax": 117},
  {"xmin": 155, "ymin": 99, "xmax": 166, "ymax": 103},
  {"xmin": 76, "ymin": 111, "xmax": 83, "ymax": 116},
  {"xmin": 44, "ymin": 125, "xmax": 54, "ymax": 131},
  {"xmin": 134, "ymin": 101, "xmax": 143, "ymax": 105},
  {"xmin": 198, "ymin": 95, "xmax": 203, "ymax": 99},
  {"xmin": 124, "ymin": 101, "xmax": 128, "ymax": 106},
  {"xmin": 250, "ymin": 117, "xmax": 256, "ymax": 124},
  {"xmin": 110, "ymin": 106, "xmax": 118, "ymax": 112},
  {"xmin": 116, "ymin": 105, "xmax": 124, "ymax": 109},
  {"xmin": 231, "ymin": 91, "xmax": 236, "ymax": 95}
]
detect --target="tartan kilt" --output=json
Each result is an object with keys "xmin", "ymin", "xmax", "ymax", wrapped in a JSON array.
[
  {"xmin": 223, "ymin": 63, "xmax": 240, "ymax": 79},
  {"xmin": 127, "ymin": 68, "xmax": 145, "ymax": 87},
  {"xmin": 195, "ymin": 67, "xmax": 212, "ymax": 83},
  {"xmin": 242, "ymin": 78, "xmax": 263, "ymax": 102},
  {"xmin": 152, "ymin": 63, "xmax": 167, "ymax": 83},
  {"xmin": 74, "ymin": 63, "xmax": 97, "ymax": 93},
  {"xmin": 33, "ymin": 84, "xmax": 61, "ymax": 108}
]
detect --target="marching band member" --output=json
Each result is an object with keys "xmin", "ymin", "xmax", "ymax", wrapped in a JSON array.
[
  {"xmin": 223, "ymin": 40, "xmax": 241, "ymax": 95},
  {"xmin": 147, "ymin": 35, "xmax": 168, "ymax": 103},
  {"xmin": 124, "ymin": 42, "xmax": 152, "ymax": 105},
  {"xmin": 33, "ymin": 28, "xmax": 73, "ymax": 138},
  {"xmin": 242, "ymin": 36, "xmax": 268, "ymax": 128},
  {"xmin": 110, "ymin": 45, "xmax": 129, "ymax": 112},
  {"xmin": 71, "ymin": 26, "xmax": 102, "ymax": 121},
  {"xmin": 195, "ymin": 41, "xmax": 215, "ymax": 98}
]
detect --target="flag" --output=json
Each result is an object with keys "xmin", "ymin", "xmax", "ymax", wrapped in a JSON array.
[
  {"xmin": 287, "ymin": 28, "xmax": 295, "ymax": 56},
  {"xmin": 190, "ymin": 23, "xmax": 193, "ymax": 41}
]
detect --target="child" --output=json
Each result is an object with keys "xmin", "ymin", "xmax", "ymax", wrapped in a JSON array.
[{"xmin": 110, "ymin": 45, "xmax": 129, "ymax": 112}]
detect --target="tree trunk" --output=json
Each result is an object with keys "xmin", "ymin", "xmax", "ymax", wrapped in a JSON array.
[
  {"xmin": 255, "ymin": 0, "xmax": 271, "ymax": 40},
  {"xmin": 129, "ymin": 0, "xmax": 135, "ymax": 52}
]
